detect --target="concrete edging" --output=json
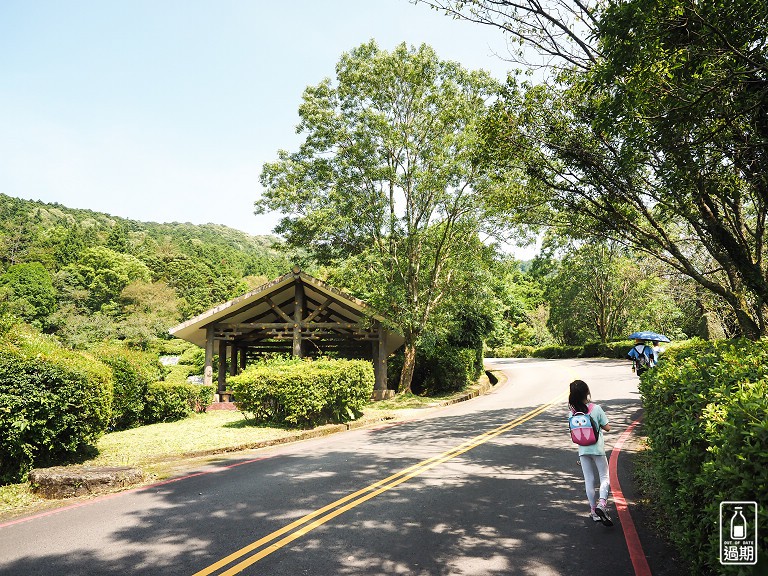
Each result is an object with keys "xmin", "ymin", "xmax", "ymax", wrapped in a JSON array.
[{"xmin": 25, "ymin": 370, "xmax": 505, "ymax": 500}]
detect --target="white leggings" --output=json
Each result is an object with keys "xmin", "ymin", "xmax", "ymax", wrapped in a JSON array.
[{"xmin": 579, "ymin": 454, "xmax": 610, "ymax": 509}]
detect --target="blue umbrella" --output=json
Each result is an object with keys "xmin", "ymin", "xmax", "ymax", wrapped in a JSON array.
[{"xmin": 629, "ymin": 331, "xmax": 671, "ymax": 342}]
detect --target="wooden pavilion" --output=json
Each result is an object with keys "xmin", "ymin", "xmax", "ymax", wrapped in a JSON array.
[{"xmin": 169, "ymin": 267, "xmax": 403, "ymax": 401}]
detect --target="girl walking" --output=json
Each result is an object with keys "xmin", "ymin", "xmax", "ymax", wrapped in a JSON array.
[{"xmin": 568, "ymin": 379, "xmax": 613, "ymax": 526}]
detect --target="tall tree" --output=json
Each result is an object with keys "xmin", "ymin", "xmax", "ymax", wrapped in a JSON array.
[
  {"xmin": 416, "ymin": 0, "xmax": 600, "ymax": 71},
  {"xmin": 257, "ymin": 41, "xmax": 498, "ymax": 393},
  {"xmin": 543, "ymin": 240, "xmax": 685, "ymax": 343},
  {"xmin": 476, "ymin": 0, "xmax": 768, "ymax": 338}
]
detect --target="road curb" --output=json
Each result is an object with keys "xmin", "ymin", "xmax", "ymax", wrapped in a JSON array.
[
  {"xmin": 3, "ymin": 370, "xmax": 503, "ymax": 524},
  {"xmin": 610, "ymin": 417, "xmax": 653, "ymax": 576}
]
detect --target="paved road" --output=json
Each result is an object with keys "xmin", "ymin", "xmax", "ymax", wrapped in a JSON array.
[{"xmin": 0, "ymin": 358, "xmax": 644, "ymax": 575}]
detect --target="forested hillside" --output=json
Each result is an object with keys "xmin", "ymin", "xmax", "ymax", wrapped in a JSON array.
[{"xmin": 0, "ymin": 193, "xmax": 298, "ymax": 349}]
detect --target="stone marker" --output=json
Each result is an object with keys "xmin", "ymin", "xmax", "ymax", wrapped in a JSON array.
[{"xmin": 29, "ymin": 466, "xmax": 144, "ymax": 499}]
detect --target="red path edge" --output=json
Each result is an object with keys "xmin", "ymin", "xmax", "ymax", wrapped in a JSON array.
[
  {"xmin": 0, "ymin": 456, "xmax": 270, "ymax": 530},
  {"xmin": 2, "ymin": 410, "xmax": 655, "ymax": 576},
  {"xmin": 609, "ymin": 418, "xmax": 653, "ymax": 576}
]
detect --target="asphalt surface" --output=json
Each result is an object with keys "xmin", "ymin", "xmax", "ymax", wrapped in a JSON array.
[{"xmin": 0, "ymin": 358, "xmax": 680, "ymax": 575}]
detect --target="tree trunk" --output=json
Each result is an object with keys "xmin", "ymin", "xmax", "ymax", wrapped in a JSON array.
[{"xmin": 398, "ymin": 342, "xmax": 417, "ymax": 395}]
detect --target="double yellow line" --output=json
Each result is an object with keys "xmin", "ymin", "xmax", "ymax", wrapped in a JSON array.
[{"xmin": 194, "ymin": 390, "xmax": 567, "ymax": 576}]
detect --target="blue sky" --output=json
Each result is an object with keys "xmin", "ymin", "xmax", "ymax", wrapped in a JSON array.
[{"xmin": 1, "ymin": 1, "xmax": 520, "ymax": 243}]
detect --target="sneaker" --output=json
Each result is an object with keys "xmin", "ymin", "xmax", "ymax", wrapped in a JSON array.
[
  {"xmin": 595, "ymin": 503, "xmax": 614, "ymax": 527},
  {"xmin": 590, "ymin": 511, "xmax": 601, "ymax": 522}
]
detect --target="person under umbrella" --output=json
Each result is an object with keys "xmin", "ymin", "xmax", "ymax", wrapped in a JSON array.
[{"xmin": 627, "ymin": 339, "xmax": 654, "ymax": 375}]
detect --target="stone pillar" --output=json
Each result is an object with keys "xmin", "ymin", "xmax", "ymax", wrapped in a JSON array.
[
  {"xmin": 204, "ymin": 326, "xmax": 214, "ymax": 387},
  {"xmin": 217, "ymin": 340, "xmax": 227, "ymax": 399}
]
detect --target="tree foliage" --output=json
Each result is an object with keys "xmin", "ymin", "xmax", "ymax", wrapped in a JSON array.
[
  {"xmin": 416, "ymin": 0, "xmax": 600, "ymax": 71},
  {"xmin": 476, "ymin": 0, "xmax": 768, "ymax": 338},
  {"xmin": 0, "ymin": 263, "xmax": 57, "ymax": 326},
  {"xmin": 258, "ymin": 41, "xmax": 499, "ymax": 392},
  {"xmin": 0, "ymin": 193, "xmax": 294, "ymax": 349}
]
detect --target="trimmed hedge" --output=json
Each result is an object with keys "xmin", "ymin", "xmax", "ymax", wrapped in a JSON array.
[
  {"xmin": 0, "ymin": 327, "xmax": 112, "ymax": 484},
  {"xmin": 142, "ymin": 382, "xmax": 214, "ymax": 424},
  {"xmin": 487, "ymin": 340, "xmax": 635, "ymax": 359},
  {"xmin": 388, "ymin": 344, "xmax": 484, "ymax": 396},
  {"xmin": 639, "ymin": 338, "xmax": 768, "ymax": 574},
  {"xmin": 89, "ymin": 342, "xmax": 165, "ymax": 431},
  {"xmin": 230, "ymin": 358, "xmax": 374, "ymax": 427}
]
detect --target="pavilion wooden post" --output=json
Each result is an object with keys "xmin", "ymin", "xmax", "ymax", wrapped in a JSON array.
[
  {"xmin": 239, "ymin": 347, "xmax": 247, "ymax": 371},
  {"xmin": 372, "ymin": 321, "xmax": 394, "ymax": 400},
  {"xmin": 229, "ymin": 346, "xmax": 238, "ymax": 377},
  {"xmin": 204, "ymin": 326, "xmax": 214, "ymax": 387},
  {"xmin": 293, "ymin": 275, "xmax": 305, "ymax": 358},
  {"xmin": 217, "ymin": 340, "xmax": 227, "ymax": 400}
]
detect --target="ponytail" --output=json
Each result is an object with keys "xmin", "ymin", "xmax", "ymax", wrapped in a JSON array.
[{"xmin": 568, "ymin": 379, "xmax": 591, "ymax": 413}]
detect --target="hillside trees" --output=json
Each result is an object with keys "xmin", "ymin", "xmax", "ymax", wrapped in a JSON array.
[
  {"xmin": 258, "ymin": 41, "xmax": 500, "ymax": 393},
  {"xmin": 0, "ymin": 263, "xmax": 57, "ymax": 326},
  {"xmin": 0, "ymin": 194, "xmax": 292, "ymax": 348},
  {"xmin": 543, "ymin": 240, "xmax": 687, "ymax": 344},
  {"xmin": 472, "ymin": 0, "xmax": 768, "ymax": 338}
]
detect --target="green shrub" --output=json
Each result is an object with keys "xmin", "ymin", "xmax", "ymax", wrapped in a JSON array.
[
  {"xmin": 419, "ymin": 345, "xmax": 482, "ymax": 395},
  {"xmin": 387, "ymin": 342, "xmax": 484, "ymax": 396},
  {"xmin": 230, "ymin": 358, "xmax": 374, "ymax": 427},
  {"xmin": 488, "ymin": 340, "xmax": 639, "ymax": 360},
  {"xmin": 89, "ymin": 342, "xmax": 164, "ymax": 431},
  {"xmin": 0, "ymin": 326, "xmax": 112, "ymax": 483},
  {"xmin": 142, "ymin": 382, "xmax": 214, "ymax": 424},
  {"xmin": 532, "ymin": 344, "xmax": 583, "ymax": 358},
  {"xmin": 162, "ymin": 364, "xmax": 198, "ymax": 384},
  {"xmin": 486, "ymin": 345, "xmax": 535, "ymax": 358},
  {"xmin": 149, "ymin": 337, "xmax": 193, "ymax": 356},
  {"xmin": 581, "ymin": 340, "xmax": 634, "ymax": 358},
  {"xmin": 178, "ymin": 346, "xmax": 205, "ymax": 373},
  {"xmin": 639, "ymin": 338, "xmax": 768, "ymax": 574}
]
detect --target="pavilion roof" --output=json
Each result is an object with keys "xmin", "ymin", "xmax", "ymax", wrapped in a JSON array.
[{"xmin": 169, "ymin": 269, "xmax": 405, "ymax": 355}]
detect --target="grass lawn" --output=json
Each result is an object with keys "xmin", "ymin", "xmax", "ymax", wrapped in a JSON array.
[
  {"xmin": 0, "ymin": 405, "xmax": 396, "ymax": 520},
  {"xmin": 0, "ymin": 372, "xmax": 501, "ymax": 520}
]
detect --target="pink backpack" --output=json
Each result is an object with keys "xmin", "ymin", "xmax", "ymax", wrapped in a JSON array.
[{"xmin": 568, "ymin": 403, "xmax": 599, "ymax": 446}]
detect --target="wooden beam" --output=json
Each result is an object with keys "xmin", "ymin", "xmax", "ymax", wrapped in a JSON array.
[
  {"xmin": 217, "ymin": 322, "xmax": 367, "ymax": 330},
  {"xmin": 266, "ymin": 296, "xmax": 293, "ymax": 323},
  {"xmin": 293, "ymin": 280, "xmax": 305, "ymax": 358},
  {"xmin": 229, "ymin": 346, "xmax": 238, "ymax": 376},
  {"xmin": 304, "ymin": 297, "xmax": 334, "ymax": 323}
]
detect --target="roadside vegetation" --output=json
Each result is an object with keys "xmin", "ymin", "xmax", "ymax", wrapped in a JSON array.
[
  {"xmin": 2, "ymin": 1, "xmax": 767, "ymax": 568},
  {"xmin": 0, "ymin": 372, "xmax": 498, "ymax": 521},
  {"xmin": 638, "ymin": 339, "xmax": 768, "ymax": 574}
]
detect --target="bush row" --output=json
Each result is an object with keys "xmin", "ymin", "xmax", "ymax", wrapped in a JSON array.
[
  {"xmin": 144, "ymin": 381, "xmax": 214, "ymax": 423},
  {"xmin": 0, "ymin": 326, "xmax": 213, "ymax": 484},
  {"xmin": 230, "ymin": 358, "xmax": 374, "ymax": 427},
  {"xmin": 387, "ymin": 343, "xmax": 484, "ymax": 396},
  {"xmin": 639, "ymin": 338, "xmax": 768, "ymax": 574},
  {"xmin": 486, "ymin": 340, "xmax": 634, "ymax": 359},
  {"xmin": 91, "ymin": 342, "xmax": 213, "ymax": 430},
  {"xmin": 0, "ymin": 327, "xmax": 112, "ymax": 484}
]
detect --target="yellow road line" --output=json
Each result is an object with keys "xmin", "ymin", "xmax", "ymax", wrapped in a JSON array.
[{"xmin": 194, "ymin": 390, "xmax": 568, "ymax": 576}]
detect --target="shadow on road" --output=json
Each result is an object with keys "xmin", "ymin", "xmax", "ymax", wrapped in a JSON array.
[{"xmin": 0, "ymin": 361, "xmax": 684, "ymax": 575}]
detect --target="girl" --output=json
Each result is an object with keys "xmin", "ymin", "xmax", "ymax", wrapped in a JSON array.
[{"xmin": 568, "ymin": 379, "xmax": 613, "ymax": 526}]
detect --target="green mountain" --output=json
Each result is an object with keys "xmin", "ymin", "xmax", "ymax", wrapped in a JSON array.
[{"xmin": 0, "ymin": 193, "xmax": 299, "ymax": 348}]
